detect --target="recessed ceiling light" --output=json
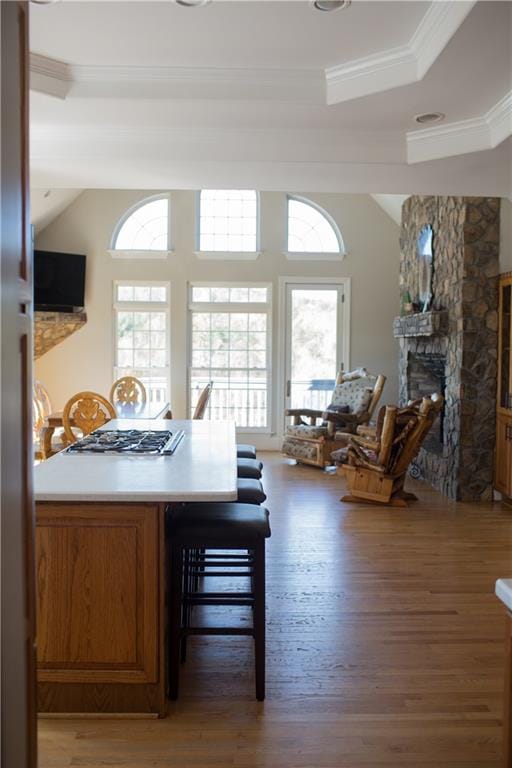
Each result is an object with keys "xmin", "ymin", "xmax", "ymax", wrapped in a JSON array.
[
  {"xmin": 175, "ymin": 0, "xmax": 211, "ymax": 6},
  {"xmin": 313, "ymin": 0, "xmax": 351, "ymax": 11},
  {"xmin": 414, "ymin": 112, "xmax": 446, "ymax": 125}
]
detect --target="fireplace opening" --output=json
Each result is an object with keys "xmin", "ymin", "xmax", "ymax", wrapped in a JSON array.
[{"xmin": 406, "ymin": 352, "xmax": 446, "ymax": 454}]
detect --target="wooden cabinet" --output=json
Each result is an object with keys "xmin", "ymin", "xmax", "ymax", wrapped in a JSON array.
[
  {"xmin": 36, "ymin": 502, "xmax": 166, "ymax": 715},
  {"xmin": 496, "ymin": 276, "xmax": 512, "ymax": 500}
]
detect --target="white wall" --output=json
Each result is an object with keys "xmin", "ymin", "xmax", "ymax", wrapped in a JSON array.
[{"xmin": 34, "ymin": 190, "xmax": 400, "ymax": 446}]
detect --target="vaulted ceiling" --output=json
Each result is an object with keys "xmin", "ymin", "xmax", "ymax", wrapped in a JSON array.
[{"xmin": 30, "ymin": 0, "xmax": 512, "ymax": 198}]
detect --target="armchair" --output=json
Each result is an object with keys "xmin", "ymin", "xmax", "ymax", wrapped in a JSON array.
[
  {"xmin": 334, "ymin": 393, "xmax": 444, "ymax": 506},
  {"xmin": 281, "ymin": 369, "xmax": 386, "ymax": 468}
]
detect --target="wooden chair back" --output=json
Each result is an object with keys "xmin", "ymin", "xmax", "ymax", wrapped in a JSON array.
[
  {"xmin": 331, "ymin": 369, "xmax": 386, "ymax": 425},
  {"xmin": 109, "ymin": 376, "xmax": 147, "ymax": 407},
  {"xmin": 62, "ymin": 391, "xmax": 117, "ymax": 444},
  {"xmin": 34, "ymin": 379, "xmax": 52, "ymax": 420},
  {"xmin": 193, "ymin": 382, "xmax": 213, "ymax": 420}
]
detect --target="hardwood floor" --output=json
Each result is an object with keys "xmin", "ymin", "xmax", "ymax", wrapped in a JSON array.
[{"xmin": 38, "ymin": 453, "xmax": 512, "ymax": 767}]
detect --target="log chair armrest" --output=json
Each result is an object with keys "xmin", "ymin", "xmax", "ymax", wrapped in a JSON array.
[
  {"xmin": 285, "ymin": 408, "xmax": 323, "ymax": 418},
  {"xmin": 324, "ymin": 410, "xmax": 370, "ymax": 436},
  {"xmin": 348, "ymin": 434, "xmax": 380, "ymax": 452}
]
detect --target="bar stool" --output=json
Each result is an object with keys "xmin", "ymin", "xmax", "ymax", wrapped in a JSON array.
[
  {"xmin": 237, "ymin": 458, "xmax": 263, "ymax": 479},
  {"xmin": 167, "ymin": 502, "xmax": 271, "ymax": 701},
  {"xmin": 237, "ymin": 443, "xmax": 257, "ymax": 459},
  {"xmin": 237, "ymin": 478, "xmax": 266, "ymax": 504}
]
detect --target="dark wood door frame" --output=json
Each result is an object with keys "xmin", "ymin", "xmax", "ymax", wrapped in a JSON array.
[{"xmin": 1, "ymin": 2, "xmax": 37, "ymax": 765}]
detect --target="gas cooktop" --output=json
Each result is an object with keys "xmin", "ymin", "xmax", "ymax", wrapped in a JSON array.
[{"xmin": 65, "ymin": 429, "xmax": 185, "ymax": 455}]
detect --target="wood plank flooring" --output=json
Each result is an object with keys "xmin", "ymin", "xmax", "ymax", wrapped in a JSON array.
[{"xmin": 38, "ymin": 453, "xmax": 512, "ymax": 767}]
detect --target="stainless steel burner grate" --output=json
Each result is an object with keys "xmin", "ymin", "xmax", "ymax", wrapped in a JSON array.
[{"xmin": 65, "ymin": 429, "xmax": 184, "ymax": 455}]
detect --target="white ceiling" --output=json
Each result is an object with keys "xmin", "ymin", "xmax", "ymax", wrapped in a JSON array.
[{"xmin": 29, "ymin": 0, "xmax": 512, "ymax": 204}]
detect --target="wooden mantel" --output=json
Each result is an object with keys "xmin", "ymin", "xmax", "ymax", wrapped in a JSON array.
[{"xmin": 34, "ymin": 311, "xmax": 87, "ymax": 359}]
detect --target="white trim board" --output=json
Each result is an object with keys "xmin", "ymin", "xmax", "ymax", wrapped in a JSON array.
[
  {"xmin": 325, "ymin": 0, "xmax": 476, "ymax": 105},
  {"xmin": 407, "ymin": 90, "xmax": 512, "ymax": 164}
]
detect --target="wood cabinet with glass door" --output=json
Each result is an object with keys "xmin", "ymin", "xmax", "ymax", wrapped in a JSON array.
[{"xmin": 495, "ymin": 274, "xmax": 512, "ymax": 501}]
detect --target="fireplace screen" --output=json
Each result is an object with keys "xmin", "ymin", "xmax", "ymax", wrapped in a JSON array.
[{"xmin": 407, "ymin": 352, "xmax": 445, "ymax": 454}]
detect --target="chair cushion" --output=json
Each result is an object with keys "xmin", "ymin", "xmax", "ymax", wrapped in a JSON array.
[
  {"xmin": 169, "ymin": 502, "xmax": 271, "ymax": 540},
  {"xmin": 237, "ymin": 458, "xmax": 263, "ymax": 479},
  {"xmin": 282, "ymin": 437, "xmax": 320, "ymax": 462},
  {"xmin": 285, "ymin": 424, "xmax": 327, "ymax": 439},
  {"xmin": 237, "ymin": 478, "xmax": 267, "ymax": 504},
  {"xmin": 330, "ymin": 380, "xmax": 373, "ymax": 415},
  {"xmin": 236, "ymin": 443, "xmax": 257, "ymax": 459}
]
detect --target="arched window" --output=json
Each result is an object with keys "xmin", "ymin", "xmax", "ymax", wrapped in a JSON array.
[
  {"xmin": 287, "ymin": 196, "xmax": 345, "ymax": 256},
  {"xmin": 111, "ymin": 195, "xmax": 170, "ymax": 254},
  {"xmin": 197, "ymin": 189, "xmax": 259, "ymax": 256}
]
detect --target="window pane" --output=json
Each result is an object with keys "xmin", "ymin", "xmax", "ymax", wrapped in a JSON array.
[
  {"xmin": 248, "ymin": 287, "xmax": 267, "ymax": 302},
  {"xmin": 199, "ymin": 190, "xmax": 257, "ymax": 252},
  {"xmin": 189, "ymin": 291, "xmax": 269, "ymax": 426},
  {"xmin": 114, "ymin": 197, "xmax": 169, "ymax": 251},
  {"xmin": 114, "ymin": 284, "xmax": 169, "ymax": 402},
  {"xmin": 287, "ymin": 198, "xmax": 341, "ymax": 253},
  {"xmin": 117, "ymin": 286, "xmax": 134, "ymax": 301},
  {"xmin": 192, "ymin": 287, "xmax": 211, "ymax": 303}
]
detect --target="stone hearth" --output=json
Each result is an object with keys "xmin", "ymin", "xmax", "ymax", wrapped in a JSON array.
[
  {"xmin": 398, "ymin": 196, "xmax": 500, "ymax": 501},
  {"xmin": 34, "ymin": 311, "xmax": 87, "ymax": 359}
]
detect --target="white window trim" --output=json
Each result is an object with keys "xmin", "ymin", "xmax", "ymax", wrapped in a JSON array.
[
  {"xmin": 108, "ymin": 249, "xmax": 172, "ymax": 261},
  {"xmin": 188, "ymin": 281, "xmax": 272, "ymax": 433},
  {"xmin": 113, "ymin": 280, "xmax": 171, "ymax": 402},
  {"xmin": 110, "ymin": 193, "xmax": 173, "ymax": 258},
  {"xmin": 285, "ymin": 194, "xmax": 347, "ymax": 260},
  {"xmin": 195, "ymin": 190, "xmax": 261, "ymax": 259},
  {"xmin": 276, "ymin": 276, "xmax": 351, "ymax": 443}
]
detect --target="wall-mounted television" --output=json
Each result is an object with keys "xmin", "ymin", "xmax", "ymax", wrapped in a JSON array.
[{"xmin": 34, "ymin": 249, "xmax": 86, "ymax": 312}]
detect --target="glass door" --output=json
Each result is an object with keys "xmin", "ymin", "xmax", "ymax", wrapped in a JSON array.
[{"xmin": 284, "ymin": 283, "xmax": 345, "ymax": 423}]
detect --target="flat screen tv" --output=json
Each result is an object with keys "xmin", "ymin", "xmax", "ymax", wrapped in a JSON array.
[{"xmin": 34, "ymin": 249, "xmax": 86, "ymax": 312}]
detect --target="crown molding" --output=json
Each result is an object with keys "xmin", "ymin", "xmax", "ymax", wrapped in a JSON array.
[
  {"xmin": 29, "ymin": 1, "xmax": 476, "ymax": 106},
  {"xmin": 30, "ymin": 53, "xmax": 71, "ymax": 99},
  {"xmin": 325, "ymin": 0, "xmax": 476, "ymax": 105},
  {"xmin": 407, "ymin": 89, "xmax": 512, "ymax": 164},
  {"xmin": 29, "ymin": 56, "xmax": 324, "ymax": 102}
]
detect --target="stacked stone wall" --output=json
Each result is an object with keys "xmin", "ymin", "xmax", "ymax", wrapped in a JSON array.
[{"xmin": 398, "ymin": 196, "xmax": 499, "ymax": 501}]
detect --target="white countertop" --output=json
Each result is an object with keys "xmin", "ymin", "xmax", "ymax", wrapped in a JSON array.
[
  {"xmin": 34, "ymin": 419, "xmax": 238, "ymax": 503},
  {"xmin": 496, "ymin": 579, "xmax": 512, "ymax": 612}
]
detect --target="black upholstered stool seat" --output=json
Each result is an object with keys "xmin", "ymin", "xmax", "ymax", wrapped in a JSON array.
[
  {"xmin": 237, "ymin": 478, "xmax": 266, "ymax": 505},
  {"xmin": 237, "ymin": 457, "xmax": 263, "ymax": 479},
  {"xmin": 168, "ymin": 501, "xmax": 270, "ymax": 701},
  {"xmin": 169, "ymin": 502, "xmax": 270, "ymax": 541},
  {"xmin": 236, "ymin": 443, "xmax": 257, "ymax": 459}
]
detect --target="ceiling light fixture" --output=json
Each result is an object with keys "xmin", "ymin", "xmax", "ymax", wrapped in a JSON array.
[
  {"xmin": 175, "ymin": 0, "xmax": 211, "ymax": 6},
  {"xmin": 414, "ymin": 112, "xmax": 445, "ymax": 125},
  {"xmin": 313, "ymin": 0, "xmax": 351, "ymax": 11}
]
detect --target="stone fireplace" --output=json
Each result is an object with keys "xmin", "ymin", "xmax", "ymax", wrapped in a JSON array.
[{"xmin": 395, "ymin": 196, "xmax": 500, "ymax": 501}]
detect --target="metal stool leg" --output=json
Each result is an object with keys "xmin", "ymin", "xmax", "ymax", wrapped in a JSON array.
[{"xmin": 253, "ymin": 540, "xmax": 266, "ymax": 701}]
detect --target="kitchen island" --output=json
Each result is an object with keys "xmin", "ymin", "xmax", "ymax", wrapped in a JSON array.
[{"xmin": 34, "ymin": 419, "xmax": 237, "ymax": 716}]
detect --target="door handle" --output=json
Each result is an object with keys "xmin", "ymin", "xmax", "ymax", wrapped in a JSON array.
[{"xmin": 286, "ymin": 380, "xmax": 291, "ymax": 397}]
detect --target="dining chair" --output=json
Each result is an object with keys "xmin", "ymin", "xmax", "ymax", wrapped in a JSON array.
[
  {"xmin": 192, "ymin": 381, "xmax": 213, "ymax": 420},
  {"xmin": 33, "ymin": 380, "xmax": 67, "ymax": 460},
  {"xmin": 62, "ymin": 391, "xmax": 117, "ymax": 445},
  {"xmin": 109, "ymin": 376, "xmax": 147, "ymax": 408}
]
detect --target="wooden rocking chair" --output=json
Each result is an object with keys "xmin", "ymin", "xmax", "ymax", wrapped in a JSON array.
[
  {"xmin": 282, "ymin": 369, "xmax": 386, "ymax": 468},
  {"xmin": 338, "ymin": 393, "xmax": 444, "ymax": 507}
]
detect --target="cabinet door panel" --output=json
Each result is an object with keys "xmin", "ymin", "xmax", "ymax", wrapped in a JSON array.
[
  {"xmin": 36, "ymin": 504, "xmax": 158, "ymax": 684},
  {"xmin": 495, "ymin": 415, "xmax": 512, "ymax": 497}
]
